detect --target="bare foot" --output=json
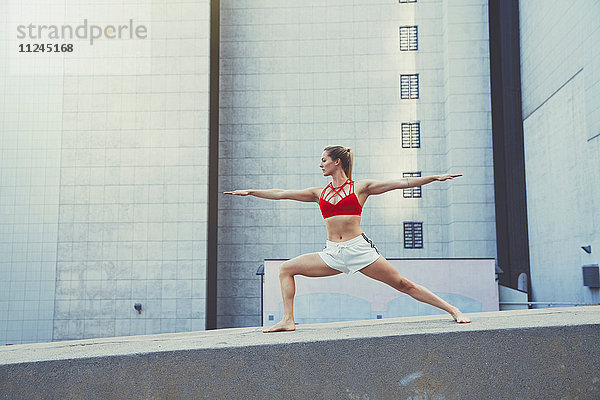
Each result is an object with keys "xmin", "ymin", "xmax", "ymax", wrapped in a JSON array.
[
  {"xmin": 263, "ymin": 319, "xmax": 296, "ymax": 333},
  {"xmin": 450, "ymin": 308, "xmax": 471, "ymax": 323}
]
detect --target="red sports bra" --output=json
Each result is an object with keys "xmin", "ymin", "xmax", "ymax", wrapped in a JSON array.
[{"xmin": 318, "ymin": 179, "xmax": 363, "ymax": 219}]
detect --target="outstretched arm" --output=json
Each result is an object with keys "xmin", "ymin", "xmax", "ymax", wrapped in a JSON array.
[
  {"xmin": 361, "ymin": 174, "xmax": 461, "ymax": 196},
  {"xmin": 224, "ymin": 187, "xmax": 321, "ymax": 203}
]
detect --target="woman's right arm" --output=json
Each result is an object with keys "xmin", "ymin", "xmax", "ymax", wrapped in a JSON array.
[{"xmin": 224, "ymin": 187, "xmax": 321, "ymax": 203}]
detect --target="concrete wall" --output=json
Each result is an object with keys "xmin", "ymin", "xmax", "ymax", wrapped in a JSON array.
[
  {"xmin": 263, "ymin": 258, "xmax": 498, "ymax": 325},
  {"xmin": 519, "ymin": 0, "xmax": 600, "ymax": 304},
  {"xmin": 1, "ymin": 307, "xmax": 599, "ymax": 399},
  {"xmin": 0, "ymin": 1, "xmax": 211, "ymax": 344},
  {"xmin": 218, "ymin": 0, "xmax": 495, "ymax": 328}
]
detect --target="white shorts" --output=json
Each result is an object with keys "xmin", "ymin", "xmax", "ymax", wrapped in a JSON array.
[{"xmin": 318, "ymin": 233, "xmax": 382, "ymax": 275}]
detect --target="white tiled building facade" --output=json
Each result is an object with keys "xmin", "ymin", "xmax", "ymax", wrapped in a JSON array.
[
  {"xmin": 1, "ymin": 1, "xmax": 211, "ymax": 344},
  {"xmin": 5, "ymin": 0, "xmax": 596, "ymax": 343}
]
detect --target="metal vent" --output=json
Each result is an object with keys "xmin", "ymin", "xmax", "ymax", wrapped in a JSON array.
[
  {"xmin": 404, "ymin": 222, "xmax": 423, "ymax": 249},
  {"xmin": 583, "ymin": 265, "xmax": 600, "ymax": 287},
  {"xmin": 399, "ymin": 26, "xmax": 418, "ymax": 51},
  {"xmin": 400, "ymin": 74, "xmax": 419, "ymax": 99},
  {"xmin": 401, "ymin": 122, "xmax": 420, "ymax": 148}
]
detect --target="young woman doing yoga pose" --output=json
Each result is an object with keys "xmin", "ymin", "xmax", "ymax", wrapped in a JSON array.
[{"xmin": 225, "ymin": 145, "xmax": 471, "ymax": 333}]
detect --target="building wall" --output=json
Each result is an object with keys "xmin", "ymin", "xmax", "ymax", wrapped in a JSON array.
[
  {"xmin": 519, "ymin": 0, "xmax": 600, "ymax": 304},
  {"xmin": 0, "ymin": 7, "xmax": 63, "ymax": 343},
  {"xmin": 442, "ymin": 1, "xmax": 496, "ymax": 257},
  {"xmin": 263, "ymin": 259, "xmax": 498, "ymax": 325},
  {"xmin": 0, "ymin": 0, "xmax": 210, "ymax": 344},
  {"xmin": 218, "ymin": 0, "xmax": 495, "ymax": 328},
  {"xmin": 1, "ymin": 0, "xmax": 498, "ymax": 340}
]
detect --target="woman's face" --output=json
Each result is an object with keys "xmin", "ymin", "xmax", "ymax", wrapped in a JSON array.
[{"xmin": 320, "ymin": 151, "xmax": 339, "ymax": 176}]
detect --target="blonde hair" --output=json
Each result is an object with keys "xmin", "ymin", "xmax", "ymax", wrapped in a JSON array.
[{"xmin": 324, "ymin": 145, "xmax": 353, "ymax": 180}]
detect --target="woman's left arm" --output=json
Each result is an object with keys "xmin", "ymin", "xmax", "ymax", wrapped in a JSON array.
[{"xmin": 360, "ymin": 174, "xmax": 462, "ymax": 196}]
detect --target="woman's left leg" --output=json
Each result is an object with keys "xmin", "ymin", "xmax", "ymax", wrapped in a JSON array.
[{"xmin": 359, "ymin": 256, "xmax": 471, "ymax": 323}]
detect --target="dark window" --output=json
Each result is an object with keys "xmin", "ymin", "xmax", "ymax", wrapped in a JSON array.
[
  {"xmin": 401, "ymin": 122, "xmax": 420, "ymax": 148},
  {"xmin": 399, "ymin": 0, "xmax": 417, "ymax": 3},
  {"xmin": 404, "ymin": 222, "xmax": 423, "ymax": 249},
  {"xmin": 399, "ymin": 26, "xmax": 418, "ymax": 51},
  {"xmin": 403, "ymin": 172, "xmax": 422, "ymax": 198},
  {"xmin": 400, "ymin": 74, "xmax": 419, "ymax": 99}
]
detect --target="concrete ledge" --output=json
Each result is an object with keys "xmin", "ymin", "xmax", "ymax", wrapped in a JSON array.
[{"xmin": 1, "ymin": 306, "xmax": 600, "ymax": 399}]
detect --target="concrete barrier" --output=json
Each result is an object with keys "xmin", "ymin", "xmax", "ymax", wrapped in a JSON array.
[{"xmin": 1, "ymin": 306, "xmax": 599, "ymax": 399}]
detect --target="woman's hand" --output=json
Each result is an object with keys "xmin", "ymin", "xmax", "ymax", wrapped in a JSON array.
[
  {"xmin": 223, "ymin": 190, "xmax": 251, "ymax": 196},
  {"xmin": 435, "ymin": 174, "xmax": 462, "ymax": 181}
]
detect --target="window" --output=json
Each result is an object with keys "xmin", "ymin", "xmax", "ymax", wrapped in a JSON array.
[
  {"xmin": 403, "ymin": 172, "xmax": 422, "ymax": 198},
  {"xmin": 400, "ymin": 74, "xmax": 419, "ymax": 99},
  {"xmin": 404, "ymin": 222, "xmax": 423, "ymax": 249},
  {"xmin": 399, "ymin": 26, "xmax": 418, "ymax": 51},
  {"xmin": 401, "ymin": 122, "xmax": 420, "ymax": 148}
]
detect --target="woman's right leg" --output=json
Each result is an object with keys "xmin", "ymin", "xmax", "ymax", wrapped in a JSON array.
[{"xmin": 263, "ymin": 252, "xmax": 341, "ymax": 333}]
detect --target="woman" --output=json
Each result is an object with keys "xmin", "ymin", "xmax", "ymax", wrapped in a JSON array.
[{"xmin": 225, "ymin": 145, "xmax": 471, "ymax": 333}]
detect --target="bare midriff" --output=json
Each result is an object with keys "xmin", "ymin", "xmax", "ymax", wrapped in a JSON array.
[{"xmin": 324, "ymin": 215, "xmax": 363, "ymax": 242}]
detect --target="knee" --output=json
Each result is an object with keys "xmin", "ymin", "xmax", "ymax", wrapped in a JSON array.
[{"xmin": 279, "ymin": 260, "xmax": 296, "ymax": 278}]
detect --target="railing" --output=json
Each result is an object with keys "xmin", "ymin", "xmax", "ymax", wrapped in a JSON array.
[{"xmin": 500, "ymin": 301, "xmax": 600, "ymax": 308}]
